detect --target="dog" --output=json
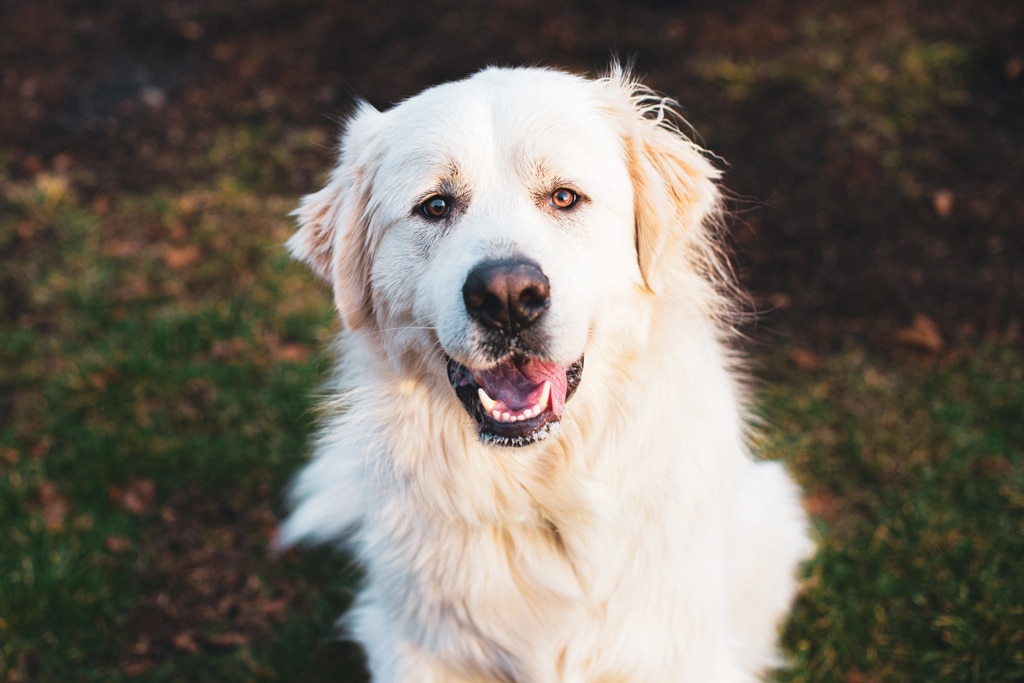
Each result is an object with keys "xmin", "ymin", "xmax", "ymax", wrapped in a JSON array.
[{"xmin": 279, "ymin": 64, "xmax": 813, "ymax": 682}]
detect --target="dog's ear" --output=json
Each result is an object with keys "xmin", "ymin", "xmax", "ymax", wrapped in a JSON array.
[
  {"xmin": 606, "ymin": 70, "xmax": 722, "ymax": 296},
  {"xmin": 287, "ymin": 102, "xmax": 381, "ymax": 330}
]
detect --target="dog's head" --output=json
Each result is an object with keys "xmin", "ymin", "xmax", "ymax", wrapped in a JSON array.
[{"xmin": 289, "ymin": 65, "xmax": 722, "ymax": 447}]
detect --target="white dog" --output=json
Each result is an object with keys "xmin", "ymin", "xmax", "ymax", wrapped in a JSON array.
[{"xmin": 280, "ymin": 65, "xmax": 812, "ymax": 682}]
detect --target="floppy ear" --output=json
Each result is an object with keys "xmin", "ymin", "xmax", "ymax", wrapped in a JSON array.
[
  {"xmin": 287, "ymin": 103, "xmax": 380, "ymax": 330},
  {"xmin": 609, "ymin": 72, "xmax": 723, "ymax": 295}
]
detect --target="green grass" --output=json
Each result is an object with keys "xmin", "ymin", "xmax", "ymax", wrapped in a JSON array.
[
  {"xmin": 765, "ymin": 349, "xmax": 1024, "ymax": 682},
  {"xmin": 0, "ymin": 172, "xmax": 358, "ymax": 682},
  {"xmin": 2, "ymin": 158, "xmax": 1022, "ymax": 682}
]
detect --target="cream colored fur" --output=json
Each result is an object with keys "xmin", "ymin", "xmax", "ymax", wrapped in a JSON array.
[{"xmin": 280, "ymin": 65, "xmax": 813, "ymax": 682}]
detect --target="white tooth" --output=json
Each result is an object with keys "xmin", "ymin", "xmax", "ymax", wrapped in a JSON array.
[
  {"xmin": 477, "ymin": 387, "xmax": 498, "ymax": 413},
  {"xmin": 522, "ymin": 408, "xmax": 533, "ymax": 419},
  {"xmin": 536, "ymin": 381, "xmax": 551, "ymax": 412},
  {"xmin": 501, "ymin": 412, "xmax": 511, "ymax": 422},
  {"xmin": 492, "ymin": 409, "xmax": 503, "ymax": 421}
]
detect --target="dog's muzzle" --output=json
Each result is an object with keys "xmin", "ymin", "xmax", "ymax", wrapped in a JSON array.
[{"xmin": 447, "ymin": 258, "xmax": 584, "ymax": 447}]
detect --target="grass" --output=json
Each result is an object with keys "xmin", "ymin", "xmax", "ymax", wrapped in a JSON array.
[
  {"xmin": 765, "ymin": 348, "xmax": 1024, "ymax": 682},
  {"xmin": 0, "ymin": 169, "xmax": 359, "ymax": 681},
  {"xmin": 2, "ymin": 152, "xmax": 1022, "ymax": 682},
  {"xmin": 691, "ymin": 3, "xmax": 971, "ymax": 159}
]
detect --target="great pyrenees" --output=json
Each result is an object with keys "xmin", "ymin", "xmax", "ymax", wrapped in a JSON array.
[{"xmin": 280, "ymin": 65, "xmax": 812, "ymax": 682}]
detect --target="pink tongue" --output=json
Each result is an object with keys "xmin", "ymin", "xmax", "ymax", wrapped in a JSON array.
[{"xmin": 473, "ymin": 357, "xmax": 569, "ymax": 416}]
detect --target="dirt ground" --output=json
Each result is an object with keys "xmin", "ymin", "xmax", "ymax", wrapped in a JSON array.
[{"xmin": 4, "ymin": 0, "xmax": 1023, "ymax": 352}]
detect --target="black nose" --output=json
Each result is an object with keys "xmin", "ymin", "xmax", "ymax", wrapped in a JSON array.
[{"xmin": 463, "ymin": 258, "xmax": 550, "ymax": 334}]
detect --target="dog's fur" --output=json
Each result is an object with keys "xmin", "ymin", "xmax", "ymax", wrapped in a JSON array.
[{"xmin": 280, "ymin": 65, "xmax": 812, "ymax": 682}]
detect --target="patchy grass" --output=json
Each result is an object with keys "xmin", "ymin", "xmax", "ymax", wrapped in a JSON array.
[
  {"xmin": 764, "ymin": 348, "xmax": 1024, "ymax": 683},
  {"xmin": 0, "ymin": 169, "xmax": 362, "ymax": 682},
  {"xmin": 2, "ymin": 148, "xmax": 1022, "ymax": 682},
  {"xmin": 692, "ymin": 4, "xmax": 971, "ymax": 157}
]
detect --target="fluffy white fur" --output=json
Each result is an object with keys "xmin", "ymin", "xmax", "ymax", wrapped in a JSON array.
[{"xmin": 280, "ymin": 65, "xmax": 813, "ymax": 682}]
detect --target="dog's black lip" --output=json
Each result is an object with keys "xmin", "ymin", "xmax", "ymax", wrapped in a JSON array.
[{"xmin": 446, "ymin": 354, "xmax": 584, "ymax": 447}]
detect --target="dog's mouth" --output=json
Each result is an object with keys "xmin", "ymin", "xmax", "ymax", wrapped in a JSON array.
[{"xmin": 446, "ymin": 354, "xmax": 584, "ymax": 447}]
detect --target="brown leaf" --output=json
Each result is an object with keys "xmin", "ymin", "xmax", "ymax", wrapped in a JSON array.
[
  {"xmin": 122, "ymin": 659, "xmax": 154, "ymax": 677},
  {"xmin": 895, "ymin": 314, "xmax": 944, "ymax": 353},
  {"xmin": 122, "ymin": 478, "xmax": 156, "ymax": 516},
  {"xmin": 264, "ymin": 523, "xmax": 282, "ymax": 548},
  {"xmin": 211, "ymin": 337, "xmax": 248, "ymax": 360},
  {"xmin": 38, "ymin": 481, "xmax": 69, "ymax": 530},
  {"xmin": 31, "ymin": 436, "xmax": 53, "ymax": 459},
  {"xmin": 803, "ymin": 492, "xmax": 839, "ymax": 521},
  {"xmin": 106, "ymin": 239, "xmax": 145, "ymax": 259},
  {"xmin": 22, "ymin": 153, "xmax": 43, "ymax": 174},
  {"xmin": 162, "ymin": 245, "xmax": 202, "ymax": 269},
  {"xmin": 788, "ymin": 348, "xmax": 820, "ymax": 370},
  {"xmin": 767, "ymin": 292, "xmax": 792, "ymax": 309},
  {"xmin": 172, "ymin": 630, "xmax": 199, "ymax": 653},
  {"xmin": 274, "ymin": 342, "xmax": 311, "ymax": 363},
  {"xmin": 1007, "ymin": 57, "xmax": 1023, "ymax": 81},
  {"xmin": 256, "ymin": 597, "xmax": 290, "ymax": 623},
  {"xmin": 978, "ymin": 457, "xmax": 1012, "ymax": 476},
  {"xmin": 105, "ymin": 535, "xmax": 132, "ymax": 553},
  {"xmin": 931, "ymin": 189, "xmax": 954, "ymax": 219}
]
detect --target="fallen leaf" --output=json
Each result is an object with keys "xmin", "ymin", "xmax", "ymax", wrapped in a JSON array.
[
  {"xmin": 211, "ymin": 337, "xmax": 248, "ymax": 360},
  {"xmin": 105, "ymin": 535, "xmax": 132, "ymax": 553},
  {"xmin": 31, "ymin": 436, "xmax": 53, "ymax": 459},
  {"xmin": 163, "ymin": 245, "xmax": 202, "ymax": 269},
  {"xmin": 38, "ymin": 481, "xmax": 69, "ymax": 530},
  {"xmin": 122, "ymin": 660, "xmax": 153, "ymax": 677},
  {"xmin": 804, "ymin": 492, "xmax": 839, "ymax": 521},
  {"xmin": 22, "ymin": 153, "xmax": 43, "ymax": 174},
  {"xmin": 767, "ymin": 292, "xmax": 792, "ymax": 309},
  {"xmin": 1007, "ymin": 57, "xmax": 1023, "ymax": 80},
  {"xmin": 274, "ymin": 342, "xmax": 311, "ymax": 363},
  {"xmin": 172, "ymin": 630, "xmax": 199, "ymax": 653},
  {"xmin": 895, "ymin": 314, "xmax": 944, "ymax": 353},
  {"xmin": 978, "ymin": 458, "xmax": 1012, "ymax": 476},
  {"xmin": 122, "ymin": 478, "xmax": 156, "ymax": 516},
  {"xmin": 931, "ymin": 189, "xmax": 954, "ymax": 219},
  {"xmin": 106, "ymin": 239, "xmax": 145, "ymax": 259},
  {"xmin": 788, "ymin": 348, "xmax": 820, "ymax": 370},
  {"xmin": 256, "ymin": 597, "xmax": 290, "ymax": 623},
  {"xmin": 52, "ymin": 153, "xmax": 73, "ymax": 173}
]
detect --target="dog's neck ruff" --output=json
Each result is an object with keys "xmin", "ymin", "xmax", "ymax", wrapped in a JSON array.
[{"xmin": 447, "ymin": 355, "xmax": 584, "ymax": 447}]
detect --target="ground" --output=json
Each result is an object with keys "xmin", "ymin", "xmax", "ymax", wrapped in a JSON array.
[
  {"xmin": 1, "ymin": 1, "xmax": 1022, "ymax": 681},
  {"xmin": 4, "ymin": 0, "xmax": 1022, "ymax": 350}
]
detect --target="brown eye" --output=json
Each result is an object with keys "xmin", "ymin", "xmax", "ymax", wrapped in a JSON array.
[
  {"xmin": 420, "ymin": 195, "xmax": 451, "ymax": 219},
  {"xmin": 550, "ymin": 188, "xmax": 578, "ymax": 210}
]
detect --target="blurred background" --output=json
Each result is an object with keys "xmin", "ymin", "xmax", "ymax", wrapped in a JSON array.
[{"xmin": 1, "ymin": 1, "xmax": 1022, "ymax": 681}]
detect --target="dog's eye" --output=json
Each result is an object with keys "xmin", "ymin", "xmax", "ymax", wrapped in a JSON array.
[
  {"xmin": 550, "ymin": 188, "xmax": 578, "ymax": 210},
  {"xmin": 420, "ymin": 195, "xmax": 451, "ymax": 219}
]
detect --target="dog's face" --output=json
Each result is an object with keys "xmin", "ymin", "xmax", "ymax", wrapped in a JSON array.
[{"xmin": 289, "ymin": 67, "xmax": 720, "ymax": 448}]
